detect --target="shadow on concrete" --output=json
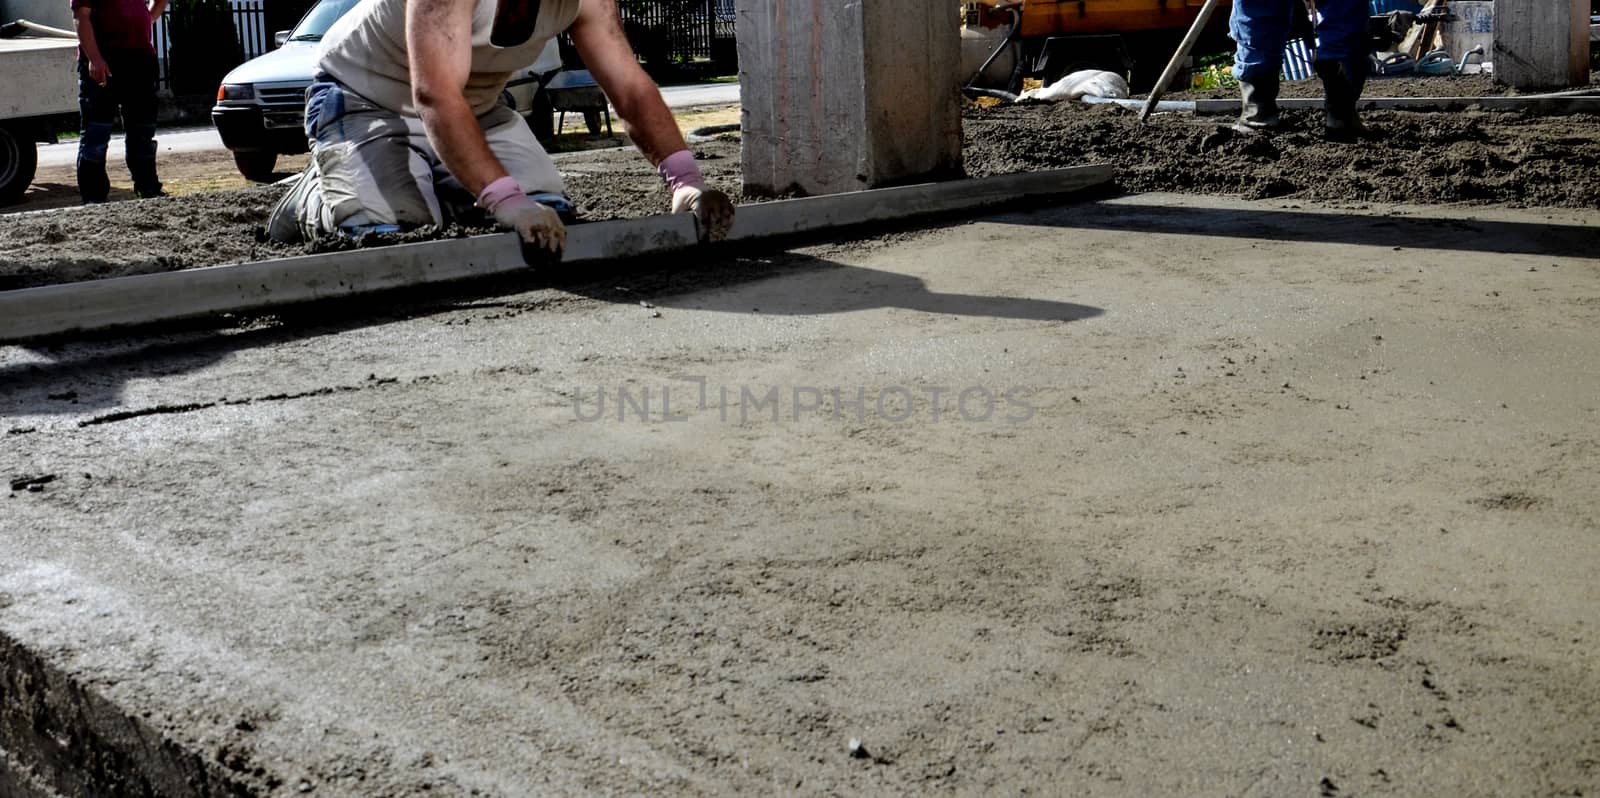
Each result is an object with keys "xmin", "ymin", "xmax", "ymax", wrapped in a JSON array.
[
  {"xmin": 564, "ymin": 248, "xmax": 1104, "ymax": 322},
  {"xmin": 0, "ymin": 248, "xmax": 1103, "ymax": 421},
  {"xmin": 1008, "ymin": 201, "xmax": 1599, "ymax": 259}
]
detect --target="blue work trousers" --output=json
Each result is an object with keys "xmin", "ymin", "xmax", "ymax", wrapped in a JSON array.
[{"xmin": 1230, "ymin": 0, "xmax": 1369, "ymax": 85}]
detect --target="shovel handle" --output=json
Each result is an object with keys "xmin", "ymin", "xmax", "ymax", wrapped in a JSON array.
[{"xmin": 1139, "ymin": 0, "xmax": 1225, "ymax": 123}]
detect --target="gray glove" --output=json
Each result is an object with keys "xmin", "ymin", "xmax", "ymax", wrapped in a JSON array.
[
  {"xmin": 493, "ymin": 197, "xmax": 566, "ymax": 257},
  {"xmin": 671, "ymin": 185, "xmax": 736, "ymax": 242},
  {"xmin": 478, "ymin": 176, "xmax": 565, "ymax": 261}
]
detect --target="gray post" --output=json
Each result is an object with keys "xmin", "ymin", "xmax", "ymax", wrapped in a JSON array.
[
  {"xmin": 1493, "ymin": 0, "xmax": 1590, "ymax": 90},
  {"xmin": 735, "ymin": 0, "xmax": 964, "ymax": 197}
]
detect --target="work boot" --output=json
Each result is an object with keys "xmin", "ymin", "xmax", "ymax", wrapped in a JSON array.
[
  {"xmin": 76, "ymin": 157, "xmax": 110, "ymax": 204},
  {"xmin": 1237, "ymin": 76, "xmax": 1281, "ymax": 131},
  {"xmin": 128, "ymin": 138, "xmax": 165, "ymax": 199},
  {"xmin": 267, "ymin": 163, "xmax": 320, "ymax": 244},
  {"xmin": 1315, "ymin": 59, "xmax": 1370, "ymax": 142}
]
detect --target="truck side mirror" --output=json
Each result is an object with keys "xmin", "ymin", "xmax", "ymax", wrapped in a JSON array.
[{"xmin": 274, "ymin": 30, "xmax": 291, "ymax": 48}]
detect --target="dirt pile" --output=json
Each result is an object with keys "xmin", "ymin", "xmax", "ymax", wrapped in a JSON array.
[
  {"xmin": 1158, "ymin": 69, "xmax": 1600, "ymax": 101},
  {"xmin": 0, "ymin": 187, "xmax": 289, "ymax": 291},
  {"xmin": 3, "ymin": 102, "xmax": 1597, "ymax": 289},
  {"xmin": 963, "ymin": 102, "xmax": 1600, "ymax": 207}
]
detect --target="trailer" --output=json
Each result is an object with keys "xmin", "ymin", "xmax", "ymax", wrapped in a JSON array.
[
  {"xmin": 0, "ymin": 33, "xmax": 78, "ymax": 205},
  {"xmin": 961, "ymin": 0, "xmax": 1232, "ymax": 93}
]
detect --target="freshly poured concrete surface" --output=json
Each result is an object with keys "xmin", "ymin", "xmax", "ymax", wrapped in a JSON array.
[{"xmin": 2, "ymin": 194, "xmax": 1598, "ymax": 795}]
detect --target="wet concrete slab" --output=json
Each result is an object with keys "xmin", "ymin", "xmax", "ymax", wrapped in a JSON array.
[{"xmin": 2, "ymin": 194, "xmax": 1598, "ymax": 796}]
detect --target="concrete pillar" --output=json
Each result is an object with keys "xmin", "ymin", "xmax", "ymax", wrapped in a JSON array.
[
  {"xmin": 1493, "ymin": 0, "xmax": 1590, "ymax": 90},
  {"xmin": 735, "ymin": 0, "xmax": 964, "ymax": 197}
]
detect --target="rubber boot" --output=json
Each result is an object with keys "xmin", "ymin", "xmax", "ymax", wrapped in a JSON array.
[
  {"xmin": 1315, "ymin": 59, "xmax": 1369, "ymax": 142},
  {"xmin": 127, "ymin": 136, "xmax": 165, "ymax": 199},
  {"xmin": 76, "ymin": 119, "xmax": 113, "ymax": 203},
  {"xmin": 76, "ymin": 157, "xmax": 110, "ymax": 204},
  {"xmin": 1238, "ymin": 75, "xmax": 1281, "ymax": 130}
]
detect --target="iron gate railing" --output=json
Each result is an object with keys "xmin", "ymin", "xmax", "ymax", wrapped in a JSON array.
[
  {"xmin": 153, "ymin": 0, "xmax": 270, "ymax": 89},
  {"xmin": 616, "ymin": 0, "xmax": 736, "ymax": 62}
]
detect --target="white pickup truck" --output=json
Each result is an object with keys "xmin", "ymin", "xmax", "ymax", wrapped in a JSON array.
[{"xmin": 0, "ymin": 33, "xmax": 77, "ymax": 204}]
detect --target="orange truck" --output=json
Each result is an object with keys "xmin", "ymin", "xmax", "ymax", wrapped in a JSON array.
[{"xmin": 961, "ymin": 0, "xmax": 1234, "ymax": 92}]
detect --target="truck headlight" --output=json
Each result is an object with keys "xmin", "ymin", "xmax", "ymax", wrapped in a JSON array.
[{"xmin": 217, "ymin": 84, "xmax": 254, "ymax": 102}]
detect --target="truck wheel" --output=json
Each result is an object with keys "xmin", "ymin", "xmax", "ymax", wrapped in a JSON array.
[
  {"xmin": 0, "ymin": 124, "xmax": 39, "ymax": 206},
  {"xmin": 234, "ymin": 151, "xmax": 279, "ymax": 183}
]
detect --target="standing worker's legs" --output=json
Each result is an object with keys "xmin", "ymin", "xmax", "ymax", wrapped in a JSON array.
[
  {"xmin": 112, "ymin": 51, "xmax": 164, "ymax": 198},
  {"xmin": 1229, "ymin": 0, "xmax": 1294, "ymax": 129},
  {"xmin": 1310, "ymin": 0, "xmax": 1372, "ymax": 140},
  {"xmin": 75, "ymin": 57, "xmax": 117, "ymax": 203}
]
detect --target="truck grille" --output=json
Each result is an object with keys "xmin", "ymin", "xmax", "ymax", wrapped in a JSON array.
[{"xmin": 257, "ymin": 84, "xmax": 309, "ymax": 109}]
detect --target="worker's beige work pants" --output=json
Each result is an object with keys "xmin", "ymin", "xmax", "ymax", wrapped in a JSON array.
[{"xmin": 268, "ymin": 78, "xmax": 565, "ymax": 242}]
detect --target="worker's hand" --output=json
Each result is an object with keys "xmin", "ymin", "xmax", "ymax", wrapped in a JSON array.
[
  {"xmin": 658, "ymin": 150, "xmax": 733, "ymax": 242},
  {"xmin": 495, "ymin": 198, "xmax": 566, "ymax": 260},
  {"xmin": 87, "ymin": 57, "xmax": 110, "ymax": 86},
  {"xmin": 671, "ymin": 185, "xmax": 735, "ymax": 242},
  {"xmin": 478, "ymin": 176, "xmax": 565, "ymax": 262}
]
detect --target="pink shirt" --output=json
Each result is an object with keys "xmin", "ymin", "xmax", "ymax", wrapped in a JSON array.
[{"xmin": 70, "ymin": 0, "xmax": 155, "ymax": 55}]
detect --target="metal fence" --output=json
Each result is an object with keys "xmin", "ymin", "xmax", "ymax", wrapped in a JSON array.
[
  {"xmin": 617, "ymin": 0, "xmax": 735, "ymax": 62},
  {"xmin": 154, "ymin": 0, "xmax": 733, "ymax": 89},
  {"xmin": 154, "ymin": 0, "xmax": 271, "ymax": 89}
]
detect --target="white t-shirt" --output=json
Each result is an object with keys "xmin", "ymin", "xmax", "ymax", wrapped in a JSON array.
[{"xmin": 319, "ymin": 0, "xmax": 582, "ymax": 116}]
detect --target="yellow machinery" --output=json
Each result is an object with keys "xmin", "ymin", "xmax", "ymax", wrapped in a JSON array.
[{"xmin": 961, "ymin": 0, "xmax": 1233, "ymax": 94}]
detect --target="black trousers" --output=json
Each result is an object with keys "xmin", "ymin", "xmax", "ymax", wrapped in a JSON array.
[{"xmin": 77, "ymin": 49, "xmax": 161, "ymax": 199}]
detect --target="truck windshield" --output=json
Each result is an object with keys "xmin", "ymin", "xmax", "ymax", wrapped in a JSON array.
[{"xmin": 288, "ymin": 0, "xmax": 362, "ymax": 41}]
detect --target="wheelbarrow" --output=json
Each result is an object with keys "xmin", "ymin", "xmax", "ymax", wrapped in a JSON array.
[{"xmin": 543, "ymin": 69, "xmax": 613, "ymax": 136}]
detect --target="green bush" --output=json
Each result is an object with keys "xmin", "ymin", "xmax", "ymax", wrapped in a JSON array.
[
  {"xmin": 1193, "ymin": 52, "xmax": 1239, "ymax": 90},
  {"xmin": 165, "ymin": 0, "xmax": 245, "ymax": 97}
]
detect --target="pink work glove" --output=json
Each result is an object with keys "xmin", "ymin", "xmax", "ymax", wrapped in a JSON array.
[
  {"xmin": 477, "ymin": 176, "xmax": 565, "ymax": 261},
  {"xmin": 659, "ymin": 150, "xmax": 734, "ymax": 242}
]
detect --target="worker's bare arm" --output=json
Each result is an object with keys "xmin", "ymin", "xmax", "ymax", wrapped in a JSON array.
[
  {"xmin": 73, "ymin": 6, "xmax": 108, "ymax": 84},
  {"xmin": 147, "ymin": 0, "xmax": 169, "ymax": 23},
  {"xmin": 569, "ymin": 0, "xmax": 733, "ymax": 240},
  {"xmin": 406, "ymin": 0, "xmax": 505, "ymax": 195},
  {"xmin": 568, "ymin": 0, "xmax": 687, "ymax": 166},
  {"xmin": 407, "ymin": 0, "xmax": 564, "ymax": 253}
]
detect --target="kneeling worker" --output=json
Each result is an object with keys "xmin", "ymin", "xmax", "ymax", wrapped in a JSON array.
[{"xmin": 269, "ymin": 0, "xmax": 734, "ymax": 255}]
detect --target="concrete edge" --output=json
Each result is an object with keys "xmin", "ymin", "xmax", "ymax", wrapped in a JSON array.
[
  {"xmin": 0, "ymin": 165, "xmax": 1114, "ymax": 343},
  {"xmin": 0, "ymin": 213, "xmax": 698, "ymax": 343},
  {"xmin": 727, "ymin": 165, "xmax": 1115, "ymax": 243},
  {"xmin": 0, "ymin": 630, "xmax": 267, "ymax": 797}
]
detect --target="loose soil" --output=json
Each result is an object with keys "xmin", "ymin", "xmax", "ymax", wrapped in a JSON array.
[
  {"xmin": 3, "ymin": 98, "xmax": 1598, "ymax": 289},
  {"xmin": 1158, "ymin": 69, "xmax": 1600, "ymax": 101}
]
